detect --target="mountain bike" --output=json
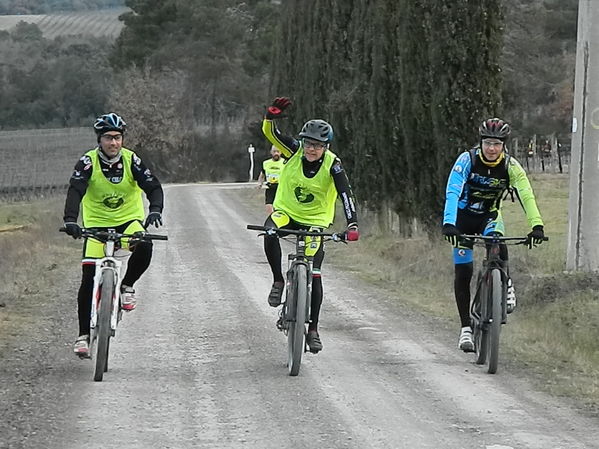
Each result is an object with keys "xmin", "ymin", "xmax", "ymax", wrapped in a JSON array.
[
  {"xmin": 247, "ymin": 224, "xmax": 346, "ymax": 376},
  {"xmin": 61, "ymin": 227, "xmax": 168, "ymax": 381},
  {"xmin": 461, "ymin": 234, "xmax": 547, "ymax": 374}
]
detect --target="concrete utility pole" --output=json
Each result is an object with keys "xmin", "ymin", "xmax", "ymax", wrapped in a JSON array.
[{"xmin": 567, "ymin": 0, "xmax": 599, "ymax": 271}]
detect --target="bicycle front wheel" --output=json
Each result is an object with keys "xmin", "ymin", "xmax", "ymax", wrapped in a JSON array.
[
  {"xmin": 487, "ymin": 269, "xmax": 503, "ymax": 374},
  {"xmin": 94, "ymin": 270, "xmax": 114, "ymax": 381},
  {"xmin": 288, "ymin": 264, "xmax": 308, "ymax": 376},
  {"xmin": 474, "ymin": 272, "xmax": 489, "ymax": 365}
]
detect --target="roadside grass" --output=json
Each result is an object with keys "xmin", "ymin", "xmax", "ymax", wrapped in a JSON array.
[
  {"xmin": 240, "ymin": 174, "xmax": 599, "ymax": 410},
  {"xmin": 0, "ymin": 197, "xmax": 77, "ymax": 356}
]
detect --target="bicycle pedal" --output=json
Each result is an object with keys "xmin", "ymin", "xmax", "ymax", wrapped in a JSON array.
[{"xmin": 275, "ymin": 317, "xmax": 288, "ymax": 331}]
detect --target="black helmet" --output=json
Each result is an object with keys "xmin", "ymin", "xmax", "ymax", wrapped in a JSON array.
[
  {"xmin": 479, "ymin": 118, "xmax": 511, "ymax": 141},
  {"xmin": 299, "ymin": 119, "xmax": 334, "ymax": 143},
  {"xmin": 94, "ymin": 112, "xmax": 127, "ymax": 135}
]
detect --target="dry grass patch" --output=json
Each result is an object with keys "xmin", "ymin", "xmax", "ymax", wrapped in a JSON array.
[{"xmin": 0, "ymin": 197, "xmax": 77, "ymax": 355}]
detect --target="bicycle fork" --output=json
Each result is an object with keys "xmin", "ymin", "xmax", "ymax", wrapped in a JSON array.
[
  {"xmin": 91, "ymin": 258, "xmax": 123, "ymax": 336},
  {"xmin": 280, "ymin": 259, "xmax": 312, "ymax": 328},
  {"xmin": 471, "ymin": 267, "xmax": 507, "ymax": 332}
]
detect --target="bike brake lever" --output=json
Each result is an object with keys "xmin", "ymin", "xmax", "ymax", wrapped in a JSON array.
[{"xmin": 331, "ymin": 234, "xmax": 348, "ymax": 244}]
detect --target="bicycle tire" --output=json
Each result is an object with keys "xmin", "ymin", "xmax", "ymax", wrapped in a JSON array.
[
  {"xmin": 487, "ymin": 269, "xmax": 503, "ymax": 374},
  {"xmin": 104, "ymin": 338, "xmax": 110, "ymax": 373},
  {"xmin": 475, "ymin": 272, "xmax": 489, "ymax": 365},
  {"xmin": 288, "ymin": 264, "xmax": 308, "ymax": 376},
  {"xmin": 94, "ymin": 270, "xmax": 114, "ymax": 381}
]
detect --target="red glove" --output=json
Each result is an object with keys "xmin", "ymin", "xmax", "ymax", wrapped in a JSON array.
[
  {"xmin": 265, "ymin": 97, "xmax": 292, "ymax": 119},
  {"xmin": 345, "ymin": 225, "xmax": 359, "ymax": 241}
]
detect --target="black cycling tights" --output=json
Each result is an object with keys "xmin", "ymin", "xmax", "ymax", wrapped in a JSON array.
[
  {"xmin": 77, "ymin": 241, "xmax": 153, "ymax": 335},
  {"xmin": 309, "ymin": 275, "xmax": 323, "ymax": 331},
  {"xmin": 454, "ymin": 263, "xmax": 474, "ymax": 328}
]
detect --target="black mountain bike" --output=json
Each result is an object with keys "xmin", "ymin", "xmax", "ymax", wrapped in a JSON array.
[
  {"xmin": 247, "ymin": 224, "xmax": 346, "ymax": 376},
  {"xmin": 61, "ymin": 228, "xmax": 167, "ymax": 381},
  {"xmin": 462, "ymin": 234, "xmax": 547, "ymax": 374}
]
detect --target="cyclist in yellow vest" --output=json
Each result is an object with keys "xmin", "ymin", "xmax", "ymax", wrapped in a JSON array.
[
  {"xmin": 261, "ymin": 97, "xmax": 359, "ymax": 353},
  {"xmin": 257, "ymin": 145, "xmax": 285, "ymax": 215},
  {"xmin": 62, "ymin": 113, "xmax": 164, "ymax": 358}
]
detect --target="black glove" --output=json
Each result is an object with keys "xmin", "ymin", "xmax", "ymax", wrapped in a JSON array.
[
  {"xmin": 144, "ymin": 212, "xmax": 163, "ymax": 229},
  {"xmin": 64, "ymin": 222, "xmax": 82, "ymax": 239},
  {"xmin": 265, "ymin": 97, "xmax": 292, "ymax": 120},
  {"xmin": 527, "ymin": 225, "xmax": 544, "ymax": 248},
  {"xmin": 442, "ymin": 223, "xmax": 461, "ymax": 247}
]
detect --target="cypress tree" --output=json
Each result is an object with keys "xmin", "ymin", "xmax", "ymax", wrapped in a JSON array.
[{"xmin": 270, "ymin": 1, "xmax": 504, "ymax": 230}]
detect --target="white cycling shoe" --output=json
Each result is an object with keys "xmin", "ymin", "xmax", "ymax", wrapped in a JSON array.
[
  {"xmin": 506, "ymin": 278, "xmax": 516, "ymax": 314},
  {"xmin": 458, "ymin": 327, "xmax": 475, "ymax": 352},
  {"xmin": 121, "ymin": 285, "xmax": 137, "ymax": 311},
  {"xmin": 73, "ymin": 335, "xmax": 91, "ymax": 358}
]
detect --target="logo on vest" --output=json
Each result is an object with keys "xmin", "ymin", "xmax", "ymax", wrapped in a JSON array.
[
  {"xmin": 103, "ymin": 194, "xmax": 125, "ymax": 209},
  {"xmin": 294, "ymin": 186, "xmax": 315, "ymax": 204}
]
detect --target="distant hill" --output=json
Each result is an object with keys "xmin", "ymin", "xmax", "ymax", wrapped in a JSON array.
[
  {"xmin": 0, "ymin": 0, "xmax": 125, "ymax": 15},
  {"xmin": 0, "ymin": 7, "xmax": 126, "ymax": 38}
]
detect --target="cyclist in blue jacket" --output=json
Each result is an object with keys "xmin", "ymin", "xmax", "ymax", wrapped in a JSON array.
[{"xmin": 442, "ymin": 118, "xmax": 545, "ymax": 352}]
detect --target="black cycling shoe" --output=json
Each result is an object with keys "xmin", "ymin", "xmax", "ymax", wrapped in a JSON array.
[
  {"xmin": 306, "ymin": 330, "xmax": 323, "ymax": 353},
  {"xmin": 268, "ymin": 282, "xmax": 285, "ymax": 307}
]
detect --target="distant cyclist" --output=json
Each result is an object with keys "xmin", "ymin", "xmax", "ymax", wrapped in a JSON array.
[
  {"xmin": 257, "ymin": 145, "xmax": 285, "ymax": 215},
  {"xmin": 261, "ymin": 97, "xmax": 359, "ymax": 353},
  {"xmin": 442, "ymin": 118, "xmax": 545, "ymax": 352},
  {"xmin": 63, "ymin": 113, "xmax": 164, "ymax": 358}
]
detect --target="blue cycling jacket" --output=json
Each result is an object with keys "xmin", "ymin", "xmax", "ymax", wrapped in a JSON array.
[{"xmin": 443, "ymin": 148, "xmax": 543, "ymax": 228}]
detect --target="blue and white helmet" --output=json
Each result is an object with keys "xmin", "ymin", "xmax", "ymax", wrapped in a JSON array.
[{"xmin": 93, "ymin": 112, "xmax": 127, "ymax": 135}]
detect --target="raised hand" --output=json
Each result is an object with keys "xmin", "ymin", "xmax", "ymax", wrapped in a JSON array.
[{"xmin": 265, "ymin": 97, "xmax": 292, "ymax": 120}]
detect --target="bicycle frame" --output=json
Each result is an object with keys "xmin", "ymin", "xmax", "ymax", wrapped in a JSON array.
[
  {"xmin": 461, "ymin": 234, "xmax": 545, "ymax": 374},
  {"xmin": 470, "ymin": 239, "xmax": 508, "ymax": 326},
  {"xmin": 283, "ymin": 234, "xmax": 318, "ymax": 327},
  {"xmin": 247, "ymin": 224, "xmax": 345, "ymax": 375},
  {"xmin": 466, "ymin": 235, "xmax": 536, "ymax": 322},
  {"xmin": 61, "ymin": 226, "xmax": 167, "ymax": 380},
  {"xmin": 90, "ymin": 234, "xmax": 124, "ymax": 336}
]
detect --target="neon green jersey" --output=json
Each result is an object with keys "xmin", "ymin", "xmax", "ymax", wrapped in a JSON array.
[
  {"xmin": 82, "ymin": 148, "xmax": 145, "ymax": 227},
  {"xmin": 273, "ymin": 148, "xmax": 338, "ymax": 227},
  {"xmin": 263, "ymin": 158, "xmax": 285, "ymax": 184}
]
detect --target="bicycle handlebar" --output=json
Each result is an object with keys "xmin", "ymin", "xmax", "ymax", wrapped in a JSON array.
[
  {"xmin": 59, "ymin": 227, "xmax": 168, "ymax": 242},
  {"xmin": 247, "ymin": 224, "xmax": 346, "ymax": 242},
  {"xmin": 459, "ymin": 234, "xmax": 549, "ymax": 245}
]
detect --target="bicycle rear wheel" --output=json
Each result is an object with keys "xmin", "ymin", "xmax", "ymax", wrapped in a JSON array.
[
  {"xmin": 474, "ymin": 272, "xmax": 489, "ymax": 365},
  {"xmin": 487, "ymin": 269, "xmax": 503, "ymax": 374},
  {"xmin": 288, "ymin": 264, "xmax": 308, "ymax": 376},
  {"xmin": 94, "ymin": 270, "xmax": 114, "ymax": 381}
]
